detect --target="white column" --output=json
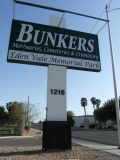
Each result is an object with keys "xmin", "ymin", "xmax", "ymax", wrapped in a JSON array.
[
  {"xmin": 46, "ymin": 16, "xmax": 67, "ymax": 121},
  {"xmin": 47, "ymin": 65, "xmax": 67, "ymax": 121}
]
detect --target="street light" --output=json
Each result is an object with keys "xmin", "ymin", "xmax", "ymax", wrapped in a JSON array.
[{"xmin": 106, "ymin": 5, "xmax": 120, "ymax": 149}]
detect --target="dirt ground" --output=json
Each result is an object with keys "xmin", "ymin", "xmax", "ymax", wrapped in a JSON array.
[{"xmin": 0, "ymin": 145, "xmax": 119, "ymax": 160}]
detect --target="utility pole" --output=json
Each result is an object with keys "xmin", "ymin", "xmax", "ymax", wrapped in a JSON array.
[
  {"xmin": 106, "ymin": 5, "xmax": 120, "ymax": 149},
  {"xmin": 27, "ymin": 96, "xmax": 29, "ymax": 125}
]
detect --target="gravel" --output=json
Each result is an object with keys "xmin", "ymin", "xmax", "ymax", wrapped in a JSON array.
[{"xmin": 0, "ymin": 145, "xmax": 119, "ymax": 160}]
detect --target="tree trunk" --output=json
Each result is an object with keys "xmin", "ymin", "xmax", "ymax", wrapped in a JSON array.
[
  {"xmin": 84, "ymin": 106, "xmax": 87, "ymax": 119},
  {"xmin": 93, "ymin": 105, "xmax": 96, "ymax": 125}
]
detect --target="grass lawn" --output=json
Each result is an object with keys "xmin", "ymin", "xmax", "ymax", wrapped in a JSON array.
[
  {"xmin": 0, "ymin": 126, "xmax": 20, "ymax": 135},
  {"xmin": 0, "ymin": 126, "xmax": 42, "ymax": 137}
]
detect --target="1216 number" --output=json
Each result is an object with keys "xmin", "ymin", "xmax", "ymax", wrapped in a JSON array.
[{"xmin": 50, "ymin": 89, "xmax": 65, "ymax": 95}]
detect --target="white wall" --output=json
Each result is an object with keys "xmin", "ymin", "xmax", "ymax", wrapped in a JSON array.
[{"xmin": 73, "ymin": 115, "xmax": 95, "ymax": 127}]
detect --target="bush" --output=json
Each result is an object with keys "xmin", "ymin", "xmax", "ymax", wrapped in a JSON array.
[
  {"xmin": 108, "ymin": 126, "xmax": 113, "ymax": 129},
  {"xmin": 94, "ymin": 98, "xmax": 117, "ymax": 124},
  {"xmin": 80, "ymin": 125, "xmax": 84, "ymax": 128},
  {"xmin": 89, "ymin": 123, "xmax": 96, "ymax": 129}
]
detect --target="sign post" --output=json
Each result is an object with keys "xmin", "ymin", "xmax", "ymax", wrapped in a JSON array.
[
  {"xmin": 106, "ymin": 6, "xmax": 120, "ymax": 149},
  {"xmin": 7, "ymin": 18, "xmax": 101, "ymax": 150},
  {"xmin": 42, "ymin": 17, "xmax": 71, "ymax": 150}
]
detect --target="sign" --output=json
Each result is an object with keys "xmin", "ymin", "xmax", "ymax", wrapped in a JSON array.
[{"xmin": 7, "ymin": 20, "xmax": 101, "ymax": 72}]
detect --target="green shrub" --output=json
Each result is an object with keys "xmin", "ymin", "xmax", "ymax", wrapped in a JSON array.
[
  {"xmin": 89, "ymin": 124, "xmax": 96, "ymax": 129},
  {"xmin": 80, "ymin": 125, "xmax": 84, "ymax": 128}
]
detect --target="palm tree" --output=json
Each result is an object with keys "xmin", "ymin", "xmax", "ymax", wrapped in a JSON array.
[
  {"xmin": 95, "ymin": 99, "xmax": 101, "ymax": 128},
  {"xmin": 91, "ymin": 97, "xmax": 97, "ymax": 125},
  {"xmin": 91, "ymin": 97, "xmax": 97, "ymax": 111},
  {"xmin": 96, "ymin": 99, "xmax": 101, "ymax": 109},
  {"xmin": 81, "ymin": 98, "xmax": 87, "ymax": 120}
]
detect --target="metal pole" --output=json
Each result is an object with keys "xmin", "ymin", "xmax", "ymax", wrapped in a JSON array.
[
  {"xmin": 84, "ymin": 106, "xmax": 87, "ymax": 120},
  {"xmin": 27, "ymin": 96, "xmax": 29, "ymax": 125},
  {"xmin": 106, "ymin": 5, "xmax": 120, "ymax": 149}
]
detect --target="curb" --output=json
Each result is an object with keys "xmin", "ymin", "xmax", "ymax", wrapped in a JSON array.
[{"xmin": 0, "ymin": 136, "xmax": 34, "ymax": 139}]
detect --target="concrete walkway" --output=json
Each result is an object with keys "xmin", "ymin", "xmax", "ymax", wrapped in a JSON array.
[
  {"xmin": 72, "ymin": 138, "xmax": 120, "ymax": 157},
  {"xmin": 0, "ymin": 136, "xmax": 33, "ymax": 139}
]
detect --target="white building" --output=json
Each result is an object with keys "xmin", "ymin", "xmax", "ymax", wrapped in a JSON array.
[{"xmin": 73, "ymin": 115, "xmax": 95, "ymax": 127}]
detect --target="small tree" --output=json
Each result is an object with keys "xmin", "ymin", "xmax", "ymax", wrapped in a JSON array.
[
  {"xmin": 103, "ymin": 99, "xmax": 116, "ymax": 121},
  {"xmin": 23, "ymin": 102, "xmax": 40, "ymax": 126},
  {"xmin": 6, "ymin": 102, "xmax": 24, "ymax": 124},
  {"xmin": 67, "ymin": 111, "xmax": 75, "ymax": 127},
  {"xmin": 0, "ymin": 106, "xmax": 9, "ymax": 126},
  {"xmin": 94, "ymin": 107, "xmax": 105, "ymax": 128},
  {"xmin": 91, "ymin": 97, "xmax": 101, "ymax": 125},
  {"xmin": 91, "ymin": 97, "xmax": 96, "ymax": 111},
  {"xmin": 94, "ymin": 98, "xmax": 118, "ymax": 126}
]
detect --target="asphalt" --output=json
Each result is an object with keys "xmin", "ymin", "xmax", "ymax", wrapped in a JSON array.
[
  {"xmin": 72, "ymin": 130, "xmax": 118, "ymax": 145},
  {"xmin": 0, "ymin": 136, "xmax": 42, "ymax": 147}
]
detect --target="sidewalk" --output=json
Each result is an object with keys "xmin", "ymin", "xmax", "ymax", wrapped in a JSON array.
[
  {"xmin": 0, "ymin": 135, "xmax": 34, "ymax": 139},
  {"xmin": 72, "ymin": 138, "xmax": 120, "ymax": 156}
]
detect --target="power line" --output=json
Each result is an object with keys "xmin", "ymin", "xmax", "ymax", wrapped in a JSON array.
[
  {"xmin": 98, "ymin": 6, "xmax": 120, "ymax": 34},
  {"xmin": 58, "ymin": 12, "xmax": 65, "ymax": 28},
  {"xmin": 109, "ymin": 8, "xmax": 120, "ymax": 12},
  {"xmin": 13, "ymin": 0, "xmax": 108, "ymax": 22},
  {"xmin": 90, "ymin": 0, "xmax": 113, "ymax": 33},
  {"xmin": 90, "ymin": 9, "xmax": 105, "ymax": 33},
  {"xmin": 97, "ymin": 22, "xmax": 108, "ymax": 34},
  {"xmin": 107, "ymin": 0, "xmax": 113, "ymax": 8}
]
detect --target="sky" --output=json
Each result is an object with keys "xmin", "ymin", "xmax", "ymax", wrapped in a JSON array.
[{"xmin": 0, "ymin": 0, "xmax": 120, "ymax": 121}]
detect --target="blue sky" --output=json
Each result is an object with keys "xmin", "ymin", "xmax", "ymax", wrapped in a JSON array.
[{"xmin": 0, "ymin": 0, "xmax": 120, "ymax": 121}]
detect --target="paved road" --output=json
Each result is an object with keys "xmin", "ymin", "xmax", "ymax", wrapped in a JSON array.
[
  {"xmin": 31, "ymin": 123, "xmax": 43, "ymax": 131},
  {"xmin": 72, "ymin": 130, "xmax": 118, "ymax": 146},
  {"xmin": 32, "ymin": 124, "xmax": 118, "ymax": 146},
  {"xmin": 0, "ymin": 137, "xmax": 42, "ymax": 147}
]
